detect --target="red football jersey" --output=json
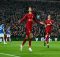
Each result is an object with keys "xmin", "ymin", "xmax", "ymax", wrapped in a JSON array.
[
  {"xmin": 45, "ymin": 19, "xmax": 54, "ymax": 34},
  {"xmin": 20, "ymin": 13, "xmax": 39, "ymax": 36}
]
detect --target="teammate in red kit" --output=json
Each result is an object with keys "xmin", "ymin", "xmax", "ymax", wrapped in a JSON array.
[
  {"xmin": 19, "ymin": 7, "xmax": 42, "ymax": 52},
  {"xmin": 44, "ymin": 15, "xmax": 54, "ymax": 48}
]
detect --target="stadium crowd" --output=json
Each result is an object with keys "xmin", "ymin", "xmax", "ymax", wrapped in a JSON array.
[{"xmin": 0, "ymin": 1, "xmax": 60, "ymax": 40}]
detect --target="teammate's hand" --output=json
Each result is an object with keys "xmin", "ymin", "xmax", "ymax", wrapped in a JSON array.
[{"xmin": 40, "ymin": 22, "xmax": 44, "ymax": 25}]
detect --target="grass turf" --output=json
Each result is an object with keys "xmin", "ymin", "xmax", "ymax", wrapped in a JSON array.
[{"xmin": 0, "ymin": 41, "xmax": 60, "ymax": 57}]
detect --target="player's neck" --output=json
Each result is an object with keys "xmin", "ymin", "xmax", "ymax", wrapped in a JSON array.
[
  {"xmin": 29, "ymin": 12, "xmax": 32, "ymax": 14},
  {"xmin": 48, "ymin": 19, "xmax": 51, "ymax": 20}
]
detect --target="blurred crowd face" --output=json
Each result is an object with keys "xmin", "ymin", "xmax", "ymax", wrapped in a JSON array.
[{"xmin": 28, "ymin": 7, "xmax": 32, "ymax": 12}]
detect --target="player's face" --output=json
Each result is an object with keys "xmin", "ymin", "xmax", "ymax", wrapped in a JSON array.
[
  {"xmin": 28, "ymin": 7, "xmax": 32, "ymax": 12},
  {"xmin": 48, "ymin": 15, "xmax": 51, "ymax": 20}
]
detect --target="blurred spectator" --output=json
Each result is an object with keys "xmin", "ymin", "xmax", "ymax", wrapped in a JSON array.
[{"xmin": 0, "ymin": 1, "xmax": 60, "ymax": 40}]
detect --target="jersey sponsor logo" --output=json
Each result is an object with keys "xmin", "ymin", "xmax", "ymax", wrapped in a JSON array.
[{"xmin": 28, "ymin": 19, "xmax": 32, "ymax": 21}]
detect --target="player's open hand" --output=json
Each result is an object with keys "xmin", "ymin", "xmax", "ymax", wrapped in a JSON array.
[{"xmin": 40, "ymin": 22, "xmax": 44, "ymax": 25}]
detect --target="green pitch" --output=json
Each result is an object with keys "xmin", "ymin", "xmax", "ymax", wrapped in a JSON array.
[{"xmin": 0, "ymin": 41, "xmax": 60, "ymax": 57}]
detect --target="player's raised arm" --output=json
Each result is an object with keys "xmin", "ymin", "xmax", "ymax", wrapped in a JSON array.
[
  {"xmin": 33, "ymin": 15, "xmax": 45, "ymax": 25},
  {"xmin": 18, "ymin": 14, "xmax": 27, "ymax": 24},
  {"xmin": 33, "ymin": 18, "xmax": 40, "ymax": 24},
  {"xmin": 33, "ymin": 15, "xmax": 41, "ymax": 24}
]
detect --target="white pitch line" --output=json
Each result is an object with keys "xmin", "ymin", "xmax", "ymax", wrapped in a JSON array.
[
  {"xmin": 20, "ymin": 53, "xmax": 60, "ymax": 55},
  {"xmin": 0, "ymin": 53, "xmax": 20, "ymax": 57}
]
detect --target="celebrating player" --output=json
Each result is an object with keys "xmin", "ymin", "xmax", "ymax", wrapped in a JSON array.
[
  {"xmin": 18, "ymin": 7, "xmax": 42, "ymax": 52},
  {"xmin": 44, "ymin": 15, "xmax": 54, "ymax": 48}
]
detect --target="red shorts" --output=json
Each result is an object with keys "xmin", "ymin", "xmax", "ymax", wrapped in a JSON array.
[{"xmin": 25, "ymin": 25, "xmax": 32, "ymax": 37}]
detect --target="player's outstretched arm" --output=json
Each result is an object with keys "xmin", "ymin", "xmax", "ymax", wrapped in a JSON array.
[{"xmin": 18, "ymin": 14, "xmax": 27, "ymax": 24}]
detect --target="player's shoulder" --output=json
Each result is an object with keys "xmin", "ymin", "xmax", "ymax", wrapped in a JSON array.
[
  {"xmin": 26, "ymin": 13, "xmax": 29, "ymax": 15},
  {"xmin": 51, "ymin": 20, "xmax": 54, "ymax": 23},
  {"xmin": 23, "ymin": 13, "xmax": 28, "ymax": 16},
  {"xmin": 32, "ymin": 13, "xmax": 34, "ymax": 16},
  {"xmin": 45, "ymin": 19, "xmax": 48, "ymax": 21}
]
